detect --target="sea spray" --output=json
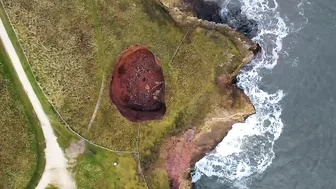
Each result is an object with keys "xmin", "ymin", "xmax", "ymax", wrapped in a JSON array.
[{"xmin": 192, "ymin": 0, "xmax": 289, "ymax": 187}]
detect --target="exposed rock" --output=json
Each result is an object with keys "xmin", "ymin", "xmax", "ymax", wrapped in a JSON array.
[
  {"xmin": 249, "ymin": 43, "xmax": 262, "ymax": 55},
  {"xmin": 183, "ymin": 0, "xmax": 223, "ymax": 23},
  {"xmin": 157, "ymin": 0, "xmax": 257, "ymax": 64},
  {"xmin": 110, "ymin": 45, "xmax": 166, "ymax": 122},
  {"xmin": 159, "ymin": 86, "xmax": 255, "ymax": 189},
  {"xmin": 219, "ymin": 2, "xmax": 259, "ymax": 39},
  {"xmin": 158, "ymin": 0, "xmax": 258, "ymax": 38},
  {"xmin": 161, "ymin": 130, "xmax": 196, "ymax": 189}
]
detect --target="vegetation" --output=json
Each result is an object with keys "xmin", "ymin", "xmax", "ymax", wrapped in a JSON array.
[
  {"xmin": 2, "ymin": 0, "xmax": 242, "ymax": 147},
  {"xmin": 2, "ymin": 0, "xmax": 100, "ymax": 136},
  {"xmin": 0, "ymin": 2, "xmax": 146, "ymax": 188},
  {"xmin": 0, "ymin": 43, "xmax": 45, "ymax": 188},
  {"xmin": 0, "ymin": 38, "xmax": 145, "ymax": 189},
  {"xmin": 75, "ymin": 145, "xmax": 146, "ymax": 189},
  {"xmin": 1, "ymin": 0, "xmax": 248, "ymax": 188},
  {"xmin": 49, "ymin": 104, "xmax": 147, "ymax": 189},
  {"xmin": 46, "ymin": 185, "xmax": 59, "ymax": 189}
]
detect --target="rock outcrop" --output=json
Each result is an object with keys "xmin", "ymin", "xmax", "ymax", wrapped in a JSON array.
[
  {"xmin": 110, "ymin": 45, "xmax": 166, "ymax": 122},
  {"xmin": 157, "ymin": 0, "xmax": 261, "ymax": 63},
  {"xmin": 158, "ymin": 82, "xmax": 255, "ymax": 189},
  {"xmin": 158, "ymin": 0, "xmax": 259, "ymax": 38}
]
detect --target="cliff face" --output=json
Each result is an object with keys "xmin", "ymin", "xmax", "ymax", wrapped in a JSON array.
[{"xmin": 159, "ymin": 88, "xmax": 255, "ymax": 189}]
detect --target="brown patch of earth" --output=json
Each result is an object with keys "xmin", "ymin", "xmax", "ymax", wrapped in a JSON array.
[{"xmin": 110, "ymin": 45, "xmax": 166, "ymax": 122}]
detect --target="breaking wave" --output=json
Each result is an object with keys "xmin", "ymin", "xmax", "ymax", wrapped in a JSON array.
[{"xmin": 192, "ymin": 0, "xmax": 289, "ymax": 188}]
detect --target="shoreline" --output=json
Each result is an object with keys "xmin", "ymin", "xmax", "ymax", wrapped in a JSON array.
[{"xmin": 154, "ymin": 1, "xmax": 259, "ymax": 188}]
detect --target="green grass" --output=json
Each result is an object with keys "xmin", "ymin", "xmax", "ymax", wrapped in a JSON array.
[
  {"xmin": 0, "ymin": 42, "xmax": 45, "ymax": 188},
  {"xmin": 1, "ymin": 0, "xmax": 101, "ymax": 136},
  {"xmin": 0, "ymin": 2, "xmax": 58, "ymax": 121},
  {"xmin": 46, "ymin": 185, "xmax": 59, "ymax": 189},
  {"xmin": 75, "ymin": 145, "xmax": 146, "ymax": 189},
  {"xmin": 1, "ymin": 0, "xmax": 243, "ymax": 148},
  {"xmin": 90, "ymin": 0, "xmax": 244, "ymax": 167},
  {"xmin": 1, "ymin": 0, "xmax": 248, "ymax": 188},
  {"xmin": 46, "ymin": 110, "xmax": 147, "ymax": 189},
  {"xmin": 0, "ymin": 2, "xmax": 147, "ymax": 188}
]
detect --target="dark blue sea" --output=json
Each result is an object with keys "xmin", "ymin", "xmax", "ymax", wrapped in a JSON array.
[{"xmin": 193, "ymin": 0, "xmax": 336, "ymax": 188}]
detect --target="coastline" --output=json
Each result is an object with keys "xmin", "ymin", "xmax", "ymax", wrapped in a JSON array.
[
  {"xmin": 149, "ymin": 1, "xmax": 259, "ymax": 188},
  {"xmin": 1, "ymin": 0, "xmax": 259, "ymax": 188}
]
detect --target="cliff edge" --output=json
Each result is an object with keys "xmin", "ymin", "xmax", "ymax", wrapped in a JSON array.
[
  {"xmin": 2, "ymin": 0, "xmax": 259, "ymax": 188},
  {"xmin": 147, "ymin": 0, "xmax": 258, "ymax": 188}
]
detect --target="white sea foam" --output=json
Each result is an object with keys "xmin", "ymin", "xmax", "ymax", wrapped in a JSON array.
[{"xmin": 192, "ymin": 0, "xmax": 289, "ymax": 187}]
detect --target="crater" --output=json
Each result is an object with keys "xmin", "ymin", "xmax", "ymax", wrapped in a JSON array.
[{"xmin": 110, "ymin": 45, "xmax": 166, "ymax": 122}]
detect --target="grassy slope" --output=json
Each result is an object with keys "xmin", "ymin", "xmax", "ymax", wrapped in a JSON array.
[
  {"xmin": 75, "ymin": 146, "xmax": 146, "ymax": 189},
  {"xmin": 2, "ymin": 0, "xmax": 242, "ymax": 148},
  {"xmin": 0, "ymin": 43, "xmax": 45, "ymax": 188},
  {"xmin": 2, "ymin": 0, "xmax": 100, "ymax": 136},
  {"xmin": 91, "ymin": 0, "xmax": 242, "ymax": 153},
  {"xmin": 0, "ymin": 2, "xmax": 146, "ymax": 188},
  {"xmin": 92, "ymin": 0, "xmax": 243, "ymax": 167},
  {"xmin": 2, "ymin": 0, "xmax": 246, "ymax": 188},
  {"xmin": 52, "ymin": 119, "xmax": 147, "ymax": 189}
]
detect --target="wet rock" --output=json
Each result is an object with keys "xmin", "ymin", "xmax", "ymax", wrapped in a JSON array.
[
  {"xmin": 110, "ymin": 45, "xmax": 166, "ymax": 122},
  {"xmin": 158, "ymin": 87, "xmax": 255, "ymax": 189},
  {"xmin": 249, "ymin": 43, "xmax": 262, "ymax": 55},
  {"xmin": 221, "ymin": 3, "xmax": 259, "ymax": 39},
  {"xmin": 182, "ymin": 0, "xmax": 258, "ymax": 38},
  {"xmin": 183, "ymin": 0, "xmax": 223, "ymax": 23}
]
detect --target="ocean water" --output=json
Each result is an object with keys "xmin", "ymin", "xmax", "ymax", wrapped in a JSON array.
[{"xmin": 193, "ymin": 0, "xmax": 336, "ymax": 188}]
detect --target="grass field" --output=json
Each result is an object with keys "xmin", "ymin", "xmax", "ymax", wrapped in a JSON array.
[
  {"xmin": 0, "ymin": 2, "xmax": 147, "ymax": 187},
  {"xmin": 2, "ymin": 0, "xmax": 101, "ymax": 137},
  {"xmin": 0, "ymin": 43, "xmax": 45, "ymax": 188},
  {"xmin": 1, "ymin": 0, "xmax": 243, "ymax": 149},
  {"xmin": 74, "ymin": 145, "xmax": 146, "ymax": 189},
  {"xmin": 0, "ymin": 26, "xmax": 146, "ymax": 189},
  {"xmin": 1, "ymin": 0, "xmax": 248, "ymax": 187},
  {"xmin": 51, "ymin": 117, "xmax": 147, "ymax": 189}
]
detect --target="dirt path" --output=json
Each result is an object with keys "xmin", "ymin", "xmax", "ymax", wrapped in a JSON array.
[
  {"xmin": 87, "ymin": 74, "xmax": 105, "ymax": 130},
  {"xmin": 0, "ymin": 18, "xmax": 76, "ymax": 189}
]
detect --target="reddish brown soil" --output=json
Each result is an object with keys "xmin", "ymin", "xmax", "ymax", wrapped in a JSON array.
[
  {"xmin": 162, "ymin": 130, "xmax": 196, "ymax": 189},
  {"xmin": 110, "ymin": 45, "xmax": 166, "ymax": 122}
]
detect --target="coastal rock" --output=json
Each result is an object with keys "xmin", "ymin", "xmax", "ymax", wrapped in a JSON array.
[
  {"xmin": 159, "ymin": 0, "xmax": 259, "ymax": 38},
  {"xmin": 157, "ymin": 0, "xmax": 257, "ymax": 63},
  {"xmin": 219, "ymin": 2, "xmax": 259, "ymax": 39},
  {"xmin": 159, "ymin": 86, "xmax": 255, "ymax": 189},
  {"xmin": 110, "ymin": 45, "xmax": 166, "ymax": 122}
]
